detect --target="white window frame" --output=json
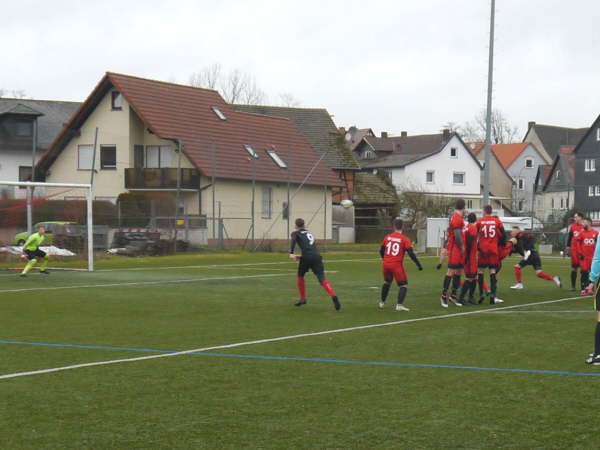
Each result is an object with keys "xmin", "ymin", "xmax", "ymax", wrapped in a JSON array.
[
  {"xmin": 518, "ymin": 200, "xmax": 524, "ymax": 211},
  {"xmin": 556, "ymin": 169, "xmax": 560, "ymax": 179},
  {"xmin": 261, "ymin": 186, "xmax": 272, "ymax": 219},
  {"xmin": 596, "ymin": 186, "xmax": 600, "ymax": 197},
  {"xmin": 212, "ymin": 106, "xmax": 226, "ymax": 121},
  {"xmin": 525, "ymin": 158, "xmax": 534, "ymax": 168},
  {"xmin": 450, "ymin": 147, "xmax": 458, "ymax": 158},
  {"xmin": 517, "ymin": 178, "xmax": 525, "ymax": 190},
  {"xmin": 94, "ymin": 196, "xmax": 117, "ymax": 204},
  {"xmin": 78, "ymin": 144, "xmax": 94, "ymax": 170},
  {"xmin": 425, "ymin": 170, "xmax": 435, "ymax": 184},
  {"xmin": 100, "ymin": 145, "xmax": 117, "ymax": 170},
  {"xmin": 267, "ymin": 150, "xmax": 287, "ymax": 169},
  {"xmin": 145, "ymin": 145, "xmax": 172, "ymax": 168},
  {"xmin": 585, "ymin": 159, "xmax": 596, "ymax": 172},
  {"xmin": 551, "ymin": 197, "xmax": 555, "ymax": 209},
  {"xmin": 452, "ymin": 171, "xmax": 465, "ymax": 185},
  {"xmin": 111, "ymin": 91, "xmax": 123, "ymax": 110},
  {"xmin": 467, "ymin": 199, "xmax": 473, "ymax": 209},
  {"xmin": 244, "ymin": 145, "xmax": 258, "ymax": 159},
  {"xmin": 560, "ymin": 197, "xmax": 564, "ymax": 209},
  {"xmin": 597, "ymin": 128, "xmax": 600, "ymax": 141},
  {"xmin": 589, "ymin": 186, "xmax": 595, "ymax": 197}
]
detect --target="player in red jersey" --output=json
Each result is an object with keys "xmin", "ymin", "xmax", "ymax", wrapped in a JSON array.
[
  {"xmin": 575, "ymin": 218, "xmax": 599, "ymax": 294},
  {"xmin": 457, "ymin": 213, "xmax": 478, "ymax": 305},
  {"xmin": 476, "ymin": 205, "xmax": 506, "ymax": 305},
  {"xmin": 440, "ymin": 199, "xmax": 466, "ymax": 308},
  {"xmin": 379, "ymin": 218, "xmax": 423, "ymax": 311},
  {"xmin": 566, "ymin": 212, "xmax": 585, "ymax": 291}
]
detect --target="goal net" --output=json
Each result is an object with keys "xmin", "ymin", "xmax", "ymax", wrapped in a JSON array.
[{"xmin": 0, "ymin": 181, "xmax": 95, "ymax": 272}]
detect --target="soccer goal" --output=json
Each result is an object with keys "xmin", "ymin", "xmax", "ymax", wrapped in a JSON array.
[{"xmin": 0, "ymin": 181, "xmax": 95, "ymax": 272}]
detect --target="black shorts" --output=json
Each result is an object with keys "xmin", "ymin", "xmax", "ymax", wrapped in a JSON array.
[
  {"xmin": 24, "ymin": 249, "xmax": 46, "ymax": 260},
  {"xmin": 572, "ymin": 263, "xmax": 580, "ymax": 269},
  {"xmin": 518, "ymin": 251, "xmax": 542, "ymax": 271},
  {"xmin": 298, "ymin": 255, "xmax": 325, "ymax": 278}
]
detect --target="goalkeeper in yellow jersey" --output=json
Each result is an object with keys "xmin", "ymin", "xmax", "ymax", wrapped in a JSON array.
[{"xmin": 20, "ymin": 225, "xmax": 50, "ymax": 277}]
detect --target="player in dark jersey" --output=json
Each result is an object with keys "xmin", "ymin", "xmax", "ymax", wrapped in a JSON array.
[
  {"xmin": 289, "ymin": 218, "xmax": 341, "ymax": 310},
  {"xmin": 566, "ymin": 212, "xmax": 584, "ymax": 291},
  {"xmin": 458, "ymin": 213, "xmax": 478, "ymax": 305},
  {"xmin": 379, "ymin": 218, "xmax": 423, "ymax": 311},
  {"xmin": 439, "ymin": 199, "xmax": 466, "ymax": 308},
  {"xmin": 509, "ymin": 226, "xmax": 561, "ymax": 289}
]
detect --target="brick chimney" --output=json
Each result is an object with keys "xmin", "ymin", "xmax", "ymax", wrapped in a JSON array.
[
  {"xmin": 442, "ymin": 128, "xmax": 451, "ymax": 141},
  {"xmin": 401, "ymin": 131, "xmax": 408, "ymax": 137},
  {"xmin": 381, "ymin": 131, "xmax": 388, "ymax": 138}
]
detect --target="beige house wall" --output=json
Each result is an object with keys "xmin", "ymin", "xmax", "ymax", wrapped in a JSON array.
[
  {"xmin": 523, "ymin": 128, "xmax": 553, "ymax": 164},
  {"xmin": 535, "ymin": 190, "xmax": 573, "ymax": 222}
]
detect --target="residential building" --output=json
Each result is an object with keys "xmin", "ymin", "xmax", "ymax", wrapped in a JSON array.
[
  {"xmin": 0, "ymin": 99, "xmax": 80, "ymax": 197},
  {"xmin": 233, "ymin": 105, "xmax": 360, "ymax": 203},
  {"xmin": 471, "ymin": 142, "xmax": 547, "ymax": 214},
  {"xmin": 351, "ymin": 172, "xmax": 397, "ymax": 241},
  {"xmin": 467, "ymin": 142, "xmax": 514, "ymax": 211},
  {"xmin": 573, "ymin": 114, "xmax": 600, "ymax": 220},
  {"xmin": 523, "ymin": 121, "xmax": 587, "ymax": 163},
  {"xmin": 359, "ymin": 131, "xmax": 487, "ymax": 210},
  {"xmin": 534, "ymin": 146, "xmax": 575, "ymax": 223},
  {"xmin": 343, "ymin": 126, "xmax": 375, "ymax": 153},
  {"xmin": 36, "ymin": 73, "xmax": 342, "ymax": 242}
]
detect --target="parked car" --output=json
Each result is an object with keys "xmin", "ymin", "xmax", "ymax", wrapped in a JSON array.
[{"xmin": 13, "ymin": 221, "xmax": 81, "ymax": 247}]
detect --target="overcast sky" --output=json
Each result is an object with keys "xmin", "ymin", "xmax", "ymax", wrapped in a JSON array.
[{"xmin": 3, "ymin": 0, "xmax": 599, "ymax": 137}]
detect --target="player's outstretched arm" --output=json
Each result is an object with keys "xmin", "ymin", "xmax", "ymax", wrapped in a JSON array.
[
  {"xmin": 407, "ymin": 248, "xmax": 423, "ymax": 271},
  {"xmin": 379, "ymin": 245, "xmax": 385, "ymax": 259},
  {"xmin": 587, "ymin": 240, "xmax": 600, "ymax": 290}
]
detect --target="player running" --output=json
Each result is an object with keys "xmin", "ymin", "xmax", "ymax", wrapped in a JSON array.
[
  {"xmin": 583, "ymin": 227, "xmax": 600, "ymax": 365},
  {"xmin": 439, "ymin": 199, "xmax": 466, "ymax": 308},
  {"xmin": 19, "ymin": 225, "xmax": 50, "ymax": 277},
  {"xmin": 457, "ymin": 213, "xmax": 478, "ymax": 305},
  {"xmin": 509, "ymin": 226, "xmax": 561, "ymax": 289},
  {"xmin": 566, "ymin": 212, "xmax": 584, "ymax": 291},
  {"xmin": 574, "ymin": 218, "xmax": 598, "ymax": 294},
  {"xmin": 476, "ymin": 205, "xmax": 506, "ymax": 305},
  {"xmin": 289, "ymin": 218, "xmax": 341, "ymax": 311},
  {"xmin": 379, "ymin": 218, "xmax": 423, "ymax": 311}
]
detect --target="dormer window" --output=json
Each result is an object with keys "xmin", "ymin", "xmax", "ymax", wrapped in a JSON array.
[
  {"xmin": 597, "ymin": 128, "xmax": 600, "ymax": 141},
  {"xmin": 450, "ymin": 147, "xmax": 457, "ymax": 158},
  {"xmin": 556, "ymin": 170, "xmax": 561, "ymax": 179},
  {"xmin": 16, "ymin": 120, "xmax": 33, "ymax": 137},
  {"xmin": 212, "ymin": 106, "xmax": 226, "ymax": 120},
  {"xmin": 525, "ymin": 158, "xmax": 533, "ymax": 168},
  {"xmin": 244, "ymin": 145, "xmax": 258, "ymax": 159},
  {"xmin": 267, "ymin": 150, "xmax": 287, "ymax": 169},
  {"xmin": 111, "ymin": 91, "xmax": 123, "ymax": 110}
]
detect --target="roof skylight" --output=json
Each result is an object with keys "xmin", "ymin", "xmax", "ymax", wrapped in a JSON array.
[
  {"xmin": 212, "ymin": 106, "xmax": 226, "ymax": 120},
  {"xmin": 267, "ymin": 150, "xmax": 287, "ymax": 169},
  {"xmin": 244, "ymin": 145, "xmax": 258, "ymax": 159}
]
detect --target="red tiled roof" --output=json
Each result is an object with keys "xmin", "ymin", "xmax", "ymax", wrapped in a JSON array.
[
  {"xmin": 38, "ymin": 72, "xmax": 342, "ymax": 187},
  {"xmin": 470, "ymin": 142, "xmax": 530, "ymax": 170}
]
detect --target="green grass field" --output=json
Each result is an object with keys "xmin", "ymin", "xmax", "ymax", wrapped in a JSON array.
[{"xmin": 1, "ymin": 251, "xmax": 599, "ymax": 449}]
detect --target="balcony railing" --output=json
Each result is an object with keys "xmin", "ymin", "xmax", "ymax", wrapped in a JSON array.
[{"xmin": 125, "ymin": 168, "xmax": 200, "ymax": 190}]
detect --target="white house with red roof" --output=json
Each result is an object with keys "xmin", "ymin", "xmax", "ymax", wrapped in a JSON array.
[{"xmin": 37, "ymin": 73, "xmax": 342, "ymax": 243}]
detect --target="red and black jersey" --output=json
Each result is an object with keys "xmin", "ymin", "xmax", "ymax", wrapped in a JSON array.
[
  {"xmin": 476, "ymin": 216, "xmax": 505, "ymax": 255},
  {"xmin": 463, "ymin": 223, "xmax": 478, "ymax": 264},
  {"xmin": 447, "ymin": 212, "xmax": 464, "ymax": 251},
  {"xmin": 499, "ymin": 241, "xmax": 513, "ymax": 260},
  {"xmin": 576, "ymin": 229, "xmax": 599, "ymax": 261},
  {"xmin": 568, "ymin": 223, "xmax": 584, "ymax": 254},
  {"xmin": 380, "ymin": 232, "xmax": 413, "ymax": 266},
  {"xmin": 290, "ymin": 229, "xmax": 320, "ymax": 258}
]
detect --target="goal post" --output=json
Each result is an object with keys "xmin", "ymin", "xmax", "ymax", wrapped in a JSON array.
[{"xmin": 0, "ymin": 180, "xmax": 94, "ymax": 272}]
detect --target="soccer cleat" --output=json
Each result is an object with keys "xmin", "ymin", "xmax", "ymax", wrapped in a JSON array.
[
  {"xmin": 294, "ymin": 299, "xmax": 307, "ymax": 307},
  {"xmin": 19, "ymin": 274, "xmax": 27, "ymax": 278},
  {"xmin": 40, "ymin": 270, "xmax": 49, "ymax": 275},
  {"xmin": 440, "ymin": 295, "xmax": 448, "ymax": 308},
  {"xmin": 378, "ymin": 301, "xmax": 385, "ymax": 309},
  {"xmin": 553, "ymin": 276, "xmax": 562, "ymax": 288},
  {"xmin": 580, "ymin": 290, "xmax": 590, "ymax": 297},
  {"xmin": 332, "ymin": 296, "xmax": 341, "ymax": 311},
  {"xmin": 585, "ymin": 354, "xmax": 600, "ymax": 365},
  {"xmin": 395, "ymin": 304, "xmax": 409, "ymax": 312},
  {"xmin": 510, "ymin": 283, "xmax": 524, "ymax": 289},
  {"xmin": 449, "ymin": 296, "xmax": 463, "ymax": 307},
  {"xmin": 493, "ymin": 297, "xmax": 504, "ymax": 303}
]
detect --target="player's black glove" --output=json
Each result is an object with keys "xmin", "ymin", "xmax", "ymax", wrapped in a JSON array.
[{"xmin": 436, "ymin": 263, "xmax": 442, "ymax": 270}]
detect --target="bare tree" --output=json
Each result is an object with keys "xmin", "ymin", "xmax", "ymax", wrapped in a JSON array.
[
  {"xmin": 443, "ymin": 109, "xmax": 519, "ymax": 144},
  {"xmin": 188, "ymin": 64, "xmax": 268, "ymax": 105},
  {"xmin": 0, "ymin": 88, "xmax": 27, "ymax": 99},
  {"xmin": 279, "ymin": 92, "xmax": 301, "ymax": 107},
  {"xmin": 394, "ymin": 180, "xmax": 455, "ymax": 228}
]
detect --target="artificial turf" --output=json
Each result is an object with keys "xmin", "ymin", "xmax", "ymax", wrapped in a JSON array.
[{"xmin": 1, "ymin": 251, "xmax": 598, "ymax": 449}]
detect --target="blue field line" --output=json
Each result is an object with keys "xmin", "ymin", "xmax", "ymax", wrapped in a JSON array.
[{"xmin": 2, "ymin": 338, "xmax": 600, "ymax": 378}]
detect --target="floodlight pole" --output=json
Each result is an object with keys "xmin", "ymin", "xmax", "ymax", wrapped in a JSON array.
[
  {"xmin": 174, "ymin": 139, "xmax": 182, "ymax": 253},
  {"xmin": 27, "ymin": 119, "xmax": 38, "ymax": 235},
  {"xmin": 482, "ymin": 0, "xmax": 495, "ymax": 208}
]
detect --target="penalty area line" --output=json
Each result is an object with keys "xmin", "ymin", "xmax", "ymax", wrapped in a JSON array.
[{"xmin": 0, "ymin": 295, "xmax": 585, "ymax": 381}]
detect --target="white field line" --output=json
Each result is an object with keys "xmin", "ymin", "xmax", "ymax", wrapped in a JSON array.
[
  {"xmin": 0, "ymin": 295, "xmax": 584, "ymax": 381},
  {"xmin": 0, "ymin": 273, "xmax": 293, "ymax": 294},
  {"xmin": 491, "ymin": 310, "xmax": 592, "ymax": 314}
]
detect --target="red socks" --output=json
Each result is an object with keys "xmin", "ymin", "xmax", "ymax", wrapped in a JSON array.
[
  {"xmin": 537, "ymin": 271, "xmax": 554, "ymax": 281},
  {"xmin": 483, "ymin": 281, "xmax": 489, "ymax": 292},
  {"xmin": 514, "ymin": 266, "xmax": 523, "ymax": 283},
  {"xmin": 321, "ymin": 280, "xmax": 336, "ymax": 296},
  {"xmin": 297, "ymin": 276, "xmax": 306, "ymax": 299}
]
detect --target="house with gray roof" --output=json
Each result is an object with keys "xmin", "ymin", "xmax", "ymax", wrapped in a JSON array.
[
  {"xmin": 234, "ymin": 104, "xmax": 360, "ymax": 203},
  {"xmin": 523, "ymin": 121, "xmax": 587, "ymax": 163},
  {"xmin": 0, "ymin": 98, "xmax": 80, "ymax": 196},
  {"xmin": 533, "ymin": 146, "xmax": 575, "ymax": 223}
]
